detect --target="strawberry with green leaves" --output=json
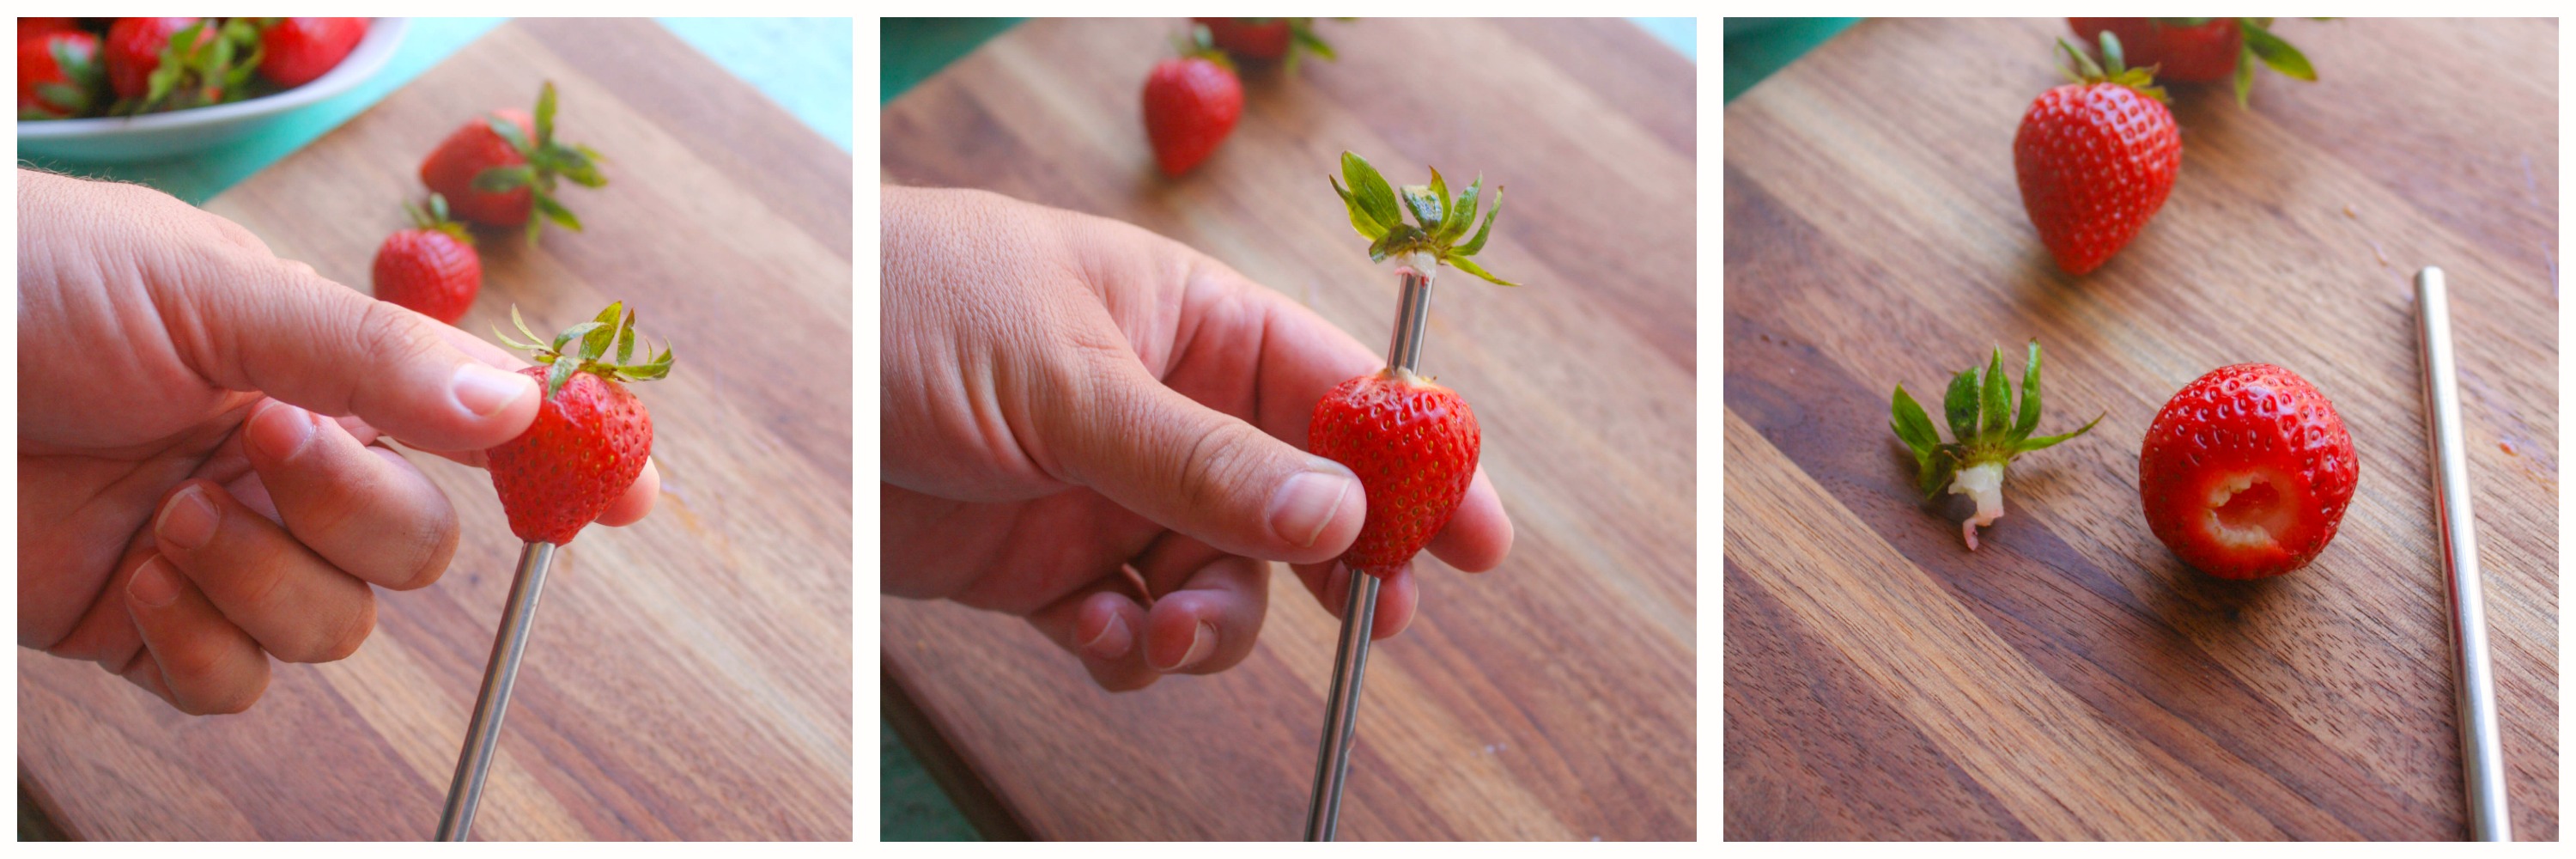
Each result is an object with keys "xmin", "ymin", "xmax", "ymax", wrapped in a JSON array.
[
  {"xmin": 2014, "ymin": 33, "xmax": 2182, "ymax": 276},
  {"xmin": 19, "ymin": 28, "xmax": 104, "ymax": 119},
  {"xmin": 2067, "ymin": 17, "xmax": 2316, "ymax": 106},
  {"xmin": 1891, "ymin": 341, "xmax": 2101, "ymax": 550},
  {"xmin": 1311, "ymin": 152, "xmax": 1511, "ymax": 576},
  {"xmin": 1192, "ymin": 17, "xmax": 1336, "ymax": 71},
  {"xmin": 372, "ymin": 194, "xmax": 482, "ymax": 324},
  {"xmin": 106, "ymin": 16, "xmax": 261, "ymax": 115},
  {"xmin": 419, "ymin": 81, "xmax": 607, "ymax": 241},
  {"xmin": 485, "ymin": 304, "xmax": 671, "ymax": 545},
  {"xmin": 1142, "ymin": 27, "xmax": 1243, "ymax": 177}
]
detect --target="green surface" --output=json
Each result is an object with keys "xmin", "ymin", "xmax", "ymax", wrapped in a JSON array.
[
  {"xmin": 881, "ymin": 719, "xmax": 979, "ymax": 841},
  {"xmin": 1723, "ymin": 17, "xmax": 1861, "ymax": 102},
  {"xmin": 21, "ymin": 17, "xmax": 854, "ymax": 204},
  {"xmin": 881, "ymin": 18, "xmax": 1024, "ymax": 105}
]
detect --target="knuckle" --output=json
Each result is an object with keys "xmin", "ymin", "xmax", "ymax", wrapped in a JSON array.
[{"xmin": 295, "ymin": 593, "xmax": 375, "ymax": 663}]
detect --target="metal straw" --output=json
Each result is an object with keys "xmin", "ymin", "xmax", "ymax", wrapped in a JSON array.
[
  {"xmin": 1303, "ymin": 266, "xmax": 1434, "ymax": 841},
  {"xmin": 2414, "ymin": 266, "xmax": 2511, "ymax": 842},
  {"xmin": 435, "ymin": 541, "xmax": 559, "ymax": 841}
]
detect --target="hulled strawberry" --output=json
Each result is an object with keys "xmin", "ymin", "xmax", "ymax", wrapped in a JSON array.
[
  {"xmin": 372, "ymin": 194, "xmax": 482, "ymax": 324},
  {"xmin": 419, "ymin": 81, "xmax": 606, "ymax": 241},
  {"xmin": 2014, "ymin": 34, "xmax": 2181, "ymax": 276},
  {"xmin": 1141, "ymin": 27, "xmax": 1242, "ymax": 177},
  {"xmin": 1311, "ymin": 152, "xmax": 1514, "ymax": 576},
  {"xmin": 2067, "ymin": 17, "xmax": 2316, "ymax": 105},
  {"xmin": 1891, "ymin": 341, "xmax": 2102, "ymax": 550},
  {"xmin": 485, "ymin": 304, "xmax": 672, "ymax": 545},
  {"xmin": 257, "ymin": 16, "xmax": 366, "ymax": 88},
  {"xmin": 19, "ymin": 30, "xmax": 103, "ymax": 119},
  {"xmin": 2139, "ymin": 362, "xmax": 2358, "ymax": 579},
  {"xmin": 1192, "ymin": 17, "xmax": 1336, "ymax": 71}
]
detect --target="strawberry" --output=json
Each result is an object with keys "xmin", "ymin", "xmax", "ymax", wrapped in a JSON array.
[
  {"xmin": 1311, "ymin": 152, "xmax": 1514, "ymax": 576},
  {"xmin": 103, "ymin": 16, "xmax": 259, "ymax": 113},
  {"xmin": 1141, "ymin": 30, "xmax": 1242, "ymax": 177},
  {"xmin": 1191, "ymin": 17, "xmax": 1335, "ymax": 71},
  {"xmin": 257, "ymin": 17, "xmax": 366, "ymax": 88},
  {"xmin": 418, "ymin": 81, "xmax": 606, "ymax": 241},
  {"xmin": 19, "ymin": 31, "xmax": 104, "ymax": 119},
  {"xmin": 2139, "ymin": 363, "xmax": 2358, "ymax": 579},
  {"xmin": 371, "ymin": 194, "xmax": 482, "ymax": 324},
  {"xmin": 20, "ymin": 18, "xmax": 80, "ymax": 40},
  {"xmin": 485, "ymin": 304, "xmax": 672, "ymax": 545},
  {"xmin": 2068, "ymin": 17, "xmax": 2317, "ymax": 106},
  {"xmin": 2014, "ymin": 34, "xmax": 2181, "ymax": 276},
  {"xmin": 1890, "ymin": 341, "xmax": 2101, "ymax": 550}
]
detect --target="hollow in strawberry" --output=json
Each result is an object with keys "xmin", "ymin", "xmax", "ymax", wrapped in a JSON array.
[
  {"xmin": 2139, "ymin": 362, "xmax": 2357, "ymax": 578},
  {"xmin": 485, "ymin": 304, "xmax": 671, "ymax": 545},
  {"xmin": 1311, "ymin": 152, "xmax": 1514, "ymax": 577}
]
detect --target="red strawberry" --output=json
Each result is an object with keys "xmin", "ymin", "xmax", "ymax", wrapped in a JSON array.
[
  {"xmin": 1310, "ymin": 369, "xmax": 1480, "ymax": 574},
  {"xmin": 257, "ymin": 17, "xmax": 366, "ymax": 88},
  {"xmin": 2068, "ymin": 18, "xmax": 2318, "ymax": 105},
  {"xmin": 19, "ymin": 31, "xmax": 103, "ymax": 119},
  {"xmin": 485, "ymin": 304, "xmax": 672, "ymax": 545},
  {"xmin": 1195, "ymin": 17, "xmax": 1290, "ymax": 58},
  {"xmin": 371, "ymin": 194, "xmax": 482, "ymax": 324},
  {"xmin": 103, "ymin": 16, "xmax": 203, "ymax": 101},
  {"xmin": 1191, "ymin": 17, "xmax": 1334, "ymax": 70},
  {"xmin": 1311, "ymin": 152, "xmax": 1516, "ymax": 576},
  {"xmin": 2014, "ymin": 34, "xmax": 2181, "ymax": 276},
  {"xmin": 419, "ymin": 81, "xmax": 606, "ymax": 241},
  {"xmin": 20, "ymin": 18, "xmax": 80, "ymax": 40},
  {"xmin": 2139, "ymin": 363, "xmax": 2359, "ymax": 579},
  {"xmin": 1141, "ymin": 41, "xmax": 1242, "ymax": 177}
]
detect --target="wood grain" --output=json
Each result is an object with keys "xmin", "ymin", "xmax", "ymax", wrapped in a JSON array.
[
  {"xmin": 1722, "ymin": 18, "xmax": 2556, "ymax": 840},
  {"xmin": 17, "ymin": 19, "xmax": 854, "ymax": 840},
  {"xmin": 881, "ymin": 17, "xmax": 1695, "ymax": 840}
]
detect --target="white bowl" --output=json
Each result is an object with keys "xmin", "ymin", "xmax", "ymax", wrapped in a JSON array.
[{"xmin": 18, "ymin": 18, "xmax": 409, "ymax": 163}]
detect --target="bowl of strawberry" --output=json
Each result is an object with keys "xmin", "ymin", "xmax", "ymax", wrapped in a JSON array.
[{"xmin": 18, "ymin": 16, "xmax": 405, "ymax": 162}]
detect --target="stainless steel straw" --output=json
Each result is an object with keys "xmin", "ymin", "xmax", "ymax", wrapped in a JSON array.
[
  {"xmin": 1303, "ymin": 266, "xmax": 1434, "ymax": 841},
  {"xmin": 435, "ymin": 541, "xmax": 560, "ymax": 841},
  {"xmin": 2414, "ymin": 266, "xmax": 2511, "ymax": 842}
]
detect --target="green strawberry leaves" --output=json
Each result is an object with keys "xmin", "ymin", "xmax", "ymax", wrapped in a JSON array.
[
  {"xmin": 2233, "ymin": 19, "xmax": 2318, "ymax": 107},
  {"xmin": 404, "ymin": 193, "xmax": 474, "ymax": 243},
  {"xmin": 2059, "ymin": 32, "xmax": 2166, "ymax": 103},
  {"xmin": 124, "ymin": 18, "xmax": 267, "ymax": 116},
  {"xmin": 494, "ymin": 302, "xmax": 674, "ymax": 399},
  {"xmin": 465, "ymin": 81, "xmax": 610, "ymax": 244},
  {"xmin": 1887, "ymin": 339, "xmax": 2102, "ymax": 501},
  {"xmin": 1330, "ymin": 151, "xmax": 1517, "ymax": 286}
]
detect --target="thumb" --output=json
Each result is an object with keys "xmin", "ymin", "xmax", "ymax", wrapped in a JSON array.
[
  {"xmin": 1046, "ymin": 367, "xmax": 1364, "ymax": 564},
  {"xmin": 172, "ymin": 249, "xmax": 539, "ymax": 453}
]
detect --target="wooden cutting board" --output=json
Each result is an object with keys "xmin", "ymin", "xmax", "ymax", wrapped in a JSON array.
[
  {"xmin": 881, "ymin": 18, "xmax": 1695, "ymax": 840},
  {"xmin": 17, "ymin": 19, "xmax": 854, "ymax": 840},
  {"xmin": 1724, "ymin": 18, "xmax": 2555, "ymax": 840}
]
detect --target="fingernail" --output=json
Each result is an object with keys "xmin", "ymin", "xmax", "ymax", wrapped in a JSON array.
[
  {"xmin": 453, "ymin": 363, "xmax": 534, "ymax": 417},
  {"xmin": 1079, "ymin": 613, "xmax": 1131, "ymax": 661},
  {"xmin": 1269, "ymin": 463, "xmax": 1356, "ymax": 549},
  {"xmin": 1156, "ymin": 622, "xmax": 1218, "ymax": 672},
  {"xmin": 155, "ymin": 485, "xmax": 218, "ymax": 551},
  {"xmin": 129, "ymin": 558, "xmax": 182, "ymax": 608},
  {"xmin": 245, "ymin": 401, "xmax": 314, "ymax": 461}
]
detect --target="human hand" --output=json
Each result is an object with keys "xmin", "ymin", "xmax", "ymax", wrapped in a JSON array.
[
  {"xmin": 15, "ymin": 169, "xmax": 659, "ymax": 714},
  {"xmin": 880, "ymin": 186, "xmax": 1513, "ymax": 691}
]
